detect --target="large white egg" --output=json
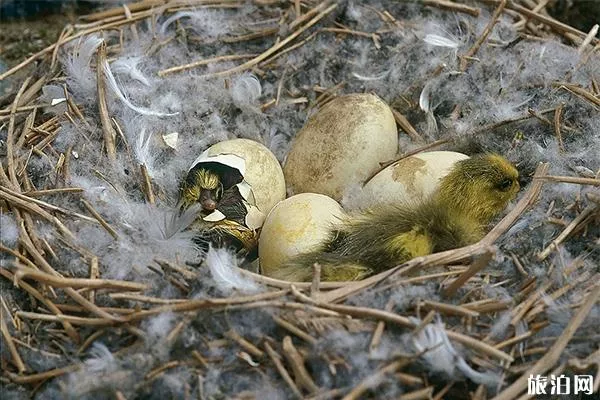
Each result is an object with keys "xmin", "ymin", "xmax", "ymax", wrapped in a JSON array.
[
  {"xmin": 259, "ymin": 193, "xmax": 344, "ymax": 277},
  {"xmin": 360, "ymin": 151, "xmax": 469, "ymax": 208},
  {"xmin": 190, "ymin": 138, "xmax": 286, "ymax": 229},
  {"xmin": 284, "ymin": 93, "xmax": 398, "ymax": 201}
]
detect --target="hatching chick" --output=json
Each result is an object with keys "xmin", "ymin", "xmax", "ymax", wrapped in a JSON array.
[
  {"xmin": 179, "ymin": 163, "xmax": 254, "ymax": 253},
  {"xmin": 179, "ymin": 163, "xmax": 245, "ymax": 220},
  {"xmin": 268, "ymin": 154, "xmax": 520, "ymax": 282},
  {"xmin": 180, "ymin": 168, "xmax": 224, "ymax": 213}
]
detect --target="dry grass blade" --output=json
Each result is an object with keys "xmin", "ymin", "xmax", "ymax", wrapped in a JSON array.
[
  {"xmin": 492, "ymin": 284, "xmax": 600, "ymax": 400},
  {"xmin": 342, "ymin": 359, "xmax": 410, "ymax": 400},
  {"xmin": 265, "ymin": 342, "xmax": 303, "ymax": 399},
  {"xmin": 199, "ymin": 3, "xmax": 337, "ymax": 78},
  {"xmin": 0, "ymin": 315, "xmax": 27, "ymax": 373},
  {"xmin": 158, "ymin": 54, "xmax": 258, "ymax": 76},
  {"xmin": 293, "ymin": 287, "xmax": 514, "ymax": 363},
  {"xmin": 423, "ymin": 0, "xmax": 480, "ymax": 16},
  {"xmin": 535, "ymin": 175, "xmax": 600, "ymax": 186},
  {"xmin": 11, "ymin": 264, "xmax": 147, "ymax": 291},
  {"xmin": 0, "ymin": 268, "xmax": 80, "ymax": 342},
  {"xmin": 96, "ymin": 41, "xmax": 117, "ymax": 162},
  {"xmin": 537, "ymin": 204, "xmax": 599, "ymax": 260},
  {"xmin": 282, "ymin": 336, "xmax": 320, "ymax": 394},
  {"xmin": 2, "ymin": 0, "xmax": 598, "ymax": 397},
  {"xmin": 460, "ymin": 0, "xmax": 506, "ymax": 71}
]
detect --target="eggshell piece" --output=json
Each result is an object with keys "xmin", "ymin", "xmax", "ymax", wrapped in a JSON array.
[
  {"xmin": 259, "ymin": 193, "xmax": 345, "ymax": 277},
  {"xmin": 190, "ymin": 138, "xmax": 286, "ymax": 219},
  {"xmin": 284, "ymin": 93, "xmax": 398, "ymax": 201},
  {"xmin": 360, "ymin": 151, "xmax": 469, "ymax": 207}
]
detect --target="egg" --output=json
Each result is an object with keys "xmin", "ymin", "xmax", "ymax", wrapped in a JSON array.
[
  {"xmin": 284, "ymin": 93, "xmax": 398, "ymax": 201},
  {"xmin": 189, "ymin": 138, "xmax": 286, "ymax": 229},
  {"xmin": 259, "ymin": 193, "xmax": 344, "ymax": 277},
  {"xmin": 360, "ymin": 151, "xmax": 469, "ymax": 208}
]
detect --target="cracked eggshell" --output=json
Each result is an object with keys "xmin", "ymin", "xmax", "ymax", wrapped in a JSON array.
[
  {"xmin": 259, "ymin": 193, "xmax": 345, "ymax": 277},
  {"xmin": 190, "ymin": 138, "xmax": 286, "ymax": 229},
  {"xmin": 284, "ymin": 93, "xmax": 398, "ymax": 201},
  {"xmin": 360, "ymin": 151, "xmax": 469, "ymax": 208}
]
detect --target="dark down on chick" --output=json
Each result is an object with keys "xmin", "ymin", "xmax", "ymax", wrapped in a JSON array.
[
  {"xmin": 179, "ymin": 162, "xmax": 253, "ymax": 252},
  {"xmin": 270, "ymin": 154, "xmax": 520, "ymax": 282}
]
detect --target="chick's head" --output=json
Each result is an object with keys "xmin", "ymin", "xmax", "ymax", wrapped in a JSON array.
[
  {"xmin": 179, "ymin": 167, "xmax": 223, "ymax": 212},
  {"xmin": 437, "ymin": 154, "xmax": 519, "ymax": 224}
]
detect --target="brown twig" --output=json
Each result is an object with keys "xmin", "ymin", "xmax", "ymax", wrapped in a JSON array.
[
  {"xmin": 158, "ymin": 53, "xmax": 258, "ymax": 76},
  {"xmin": 6, "ymin": 364, "xmax": 80, "ymax": 384},
  {"xmin": 423, "ymin": 0, "xmax": 480, "ymax": 16},
  {"xmin": 0, "ymin": 267, "xmax": 80, "ymax": 342},
  {"xmin": 492, "ymin": 284, "xmax": 600, "ymax": 400},
  {"xmin": 273, "ymin": 316, "xmax": 317, "ymax": 345},
  {"xmin": 342, "ymin": 359, "xmax": 410, "ymax": 400},
  {"xmin": 11, "ymin": 264, "xmax": 147, "ymax": 291},
  {"xmin": 535, "ymin": 175, "xmax": 600, "ymax": 186},
  {"xmin": 282, "ymin": 336, "xmax": 319, "ymax": 393},
  {"xmin": 265, "ymin": 342, "xmax": 303, "ymax": 399},
  {"xmin": 139, "ymin": 164, "xmax": 155, "ymax": 205},
  {"xmin": 0, "ymin": 313, "xmax": 27, "ymax": 373},
  {"xmin": 224, "ymin": 329, "xmax": 264, "ymax": 358},
  {"xmin": 80, "ymin": 199, "xmax": 119, "ymax": 239},
  {"xmin": 391, "ymin": 108, "xmax": 425, "ymax": 143},
  {"xmin": 292, "ymin": 287, "xmax": 513, "ymax": 363},
  {"xmin": 460, "ymin": 0, "xmax": 507, "ymax": 71},
  {"xmin": 96, "ymin": 41, "xmax": 117, "ymax": 162},
  {"xmin": 200, "ymin": 3, "xmax": 337, "ymax": 78},
  {"xmin": 6, "ymin": 77, "xmax": 32, "ymax": 189},
  {"xmin": 537, "ymin": 204, "xmax": 599, "ymax": 260}
]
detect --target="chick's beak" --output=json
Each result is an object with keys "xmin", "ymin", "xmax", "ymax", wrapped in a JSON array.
[
  {"xmin": 199, "ymin": 189, "xmax": 218, "ymax": 212},
  {"xmin": 202, "ymin": 199, "xmax": 217, "ymax": 211}
]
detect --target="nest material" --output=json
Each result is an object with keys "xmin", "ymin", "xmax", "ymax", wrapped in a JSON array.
[{"xmin": 1, "ymin": 0, "xmax": 599, "ymax": 399}]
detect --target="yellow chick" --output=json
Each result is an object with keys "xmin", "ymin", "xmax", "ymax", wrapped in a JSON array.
[{"xmin": 268, "ymin": 154, "xmax": 520, "ymax": 282}]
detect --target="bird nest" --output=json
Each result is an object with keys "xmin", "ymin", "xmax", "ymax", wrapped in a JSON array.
[{"xmin": 1, "ymin": 0, "xmax": 599, "ymax": 399}]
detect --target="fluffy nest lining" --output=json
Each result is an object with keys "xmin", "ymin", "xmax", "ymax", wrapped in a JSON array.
[{"xmin": 0, "ymin": 0, "xmax": 599, "ymax": 399}]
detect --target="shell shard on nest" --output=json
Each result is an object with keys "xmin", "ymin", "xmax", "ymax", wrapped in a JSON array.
[{"xmin": 162, "ymin": 132, "xmax": 179, "ymax": 150}]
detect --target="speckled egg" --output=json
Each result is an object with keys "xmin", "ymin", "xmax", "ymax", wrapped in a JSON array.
[
  {"xmin": 360, "ymin": 151, "xmax": 469, "ymax": 208},
  {"xmin": 259, "ymin": 193, "xmax": 345, "ymax": 276},
  {"xmin": 284, "ymin": 93, "xmax": 398, "ymax": 201}
]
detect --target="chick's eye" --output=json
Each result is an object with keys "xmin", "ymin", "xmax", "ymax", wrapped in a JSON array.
[{"xmin": 497, "ymin": 178, "xmax": 513, "ymax": 191}]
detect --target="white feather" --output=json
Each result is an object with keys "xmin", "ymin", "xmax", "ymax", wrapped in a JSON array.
[
  {"xmin": 111, "ymin": 56, "xmax": 151, "ymax": 86},
  {"xmin": 85, "ymin": 343, "xmax": 116, "ymax": 373},
  {"xmin": 419, "ymin": 80, "xmax": 434, "ymax": 112},
  {"xmin": 411, "ymin": 317, "xmax": 500, "ymax": 386},
  {"xmin": 134, "ymin": 127, "xmax": 154, "ymax": 172},
  {"xmin": 230, "ymin": 73, "xmax": 262, "ymax": 107},
  {"xmin": 65, "ymin": 35, "xmax": 104, "ymax": 97},
  {"xmin": 102, "ymin": 60, "xmax": 178, "ymax": 117},
  {"xmin": 205, "ymin": 247, "xmax": 260, "ymax": 294},
  {"xmin": 159, "ymin": 10, "xmax": 230, "ymax": 38},
  {"xmin": 352, "ymin": 71, "xmax": 390, "ymax": 81},
  {"xmin": 159, "ymin": 11, "xmax": 198, "ymax": 36},
  {"xmin": 424, "ymin": 34, "xmax": 459, "ymax": 49}
]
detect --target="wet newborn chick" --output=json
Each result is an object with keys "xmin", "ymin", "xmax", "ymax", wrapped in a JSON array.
[
  {"xmin": 269, "ymin": 154, "xmax": 520, "ymax": 282},
  {"xmin": 179, "ymin": 163, "xmax": 254, "ymax": 253},
  {"xmin": 180, "ymin": 168, "xmax": 223, "ymax": 214}
]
